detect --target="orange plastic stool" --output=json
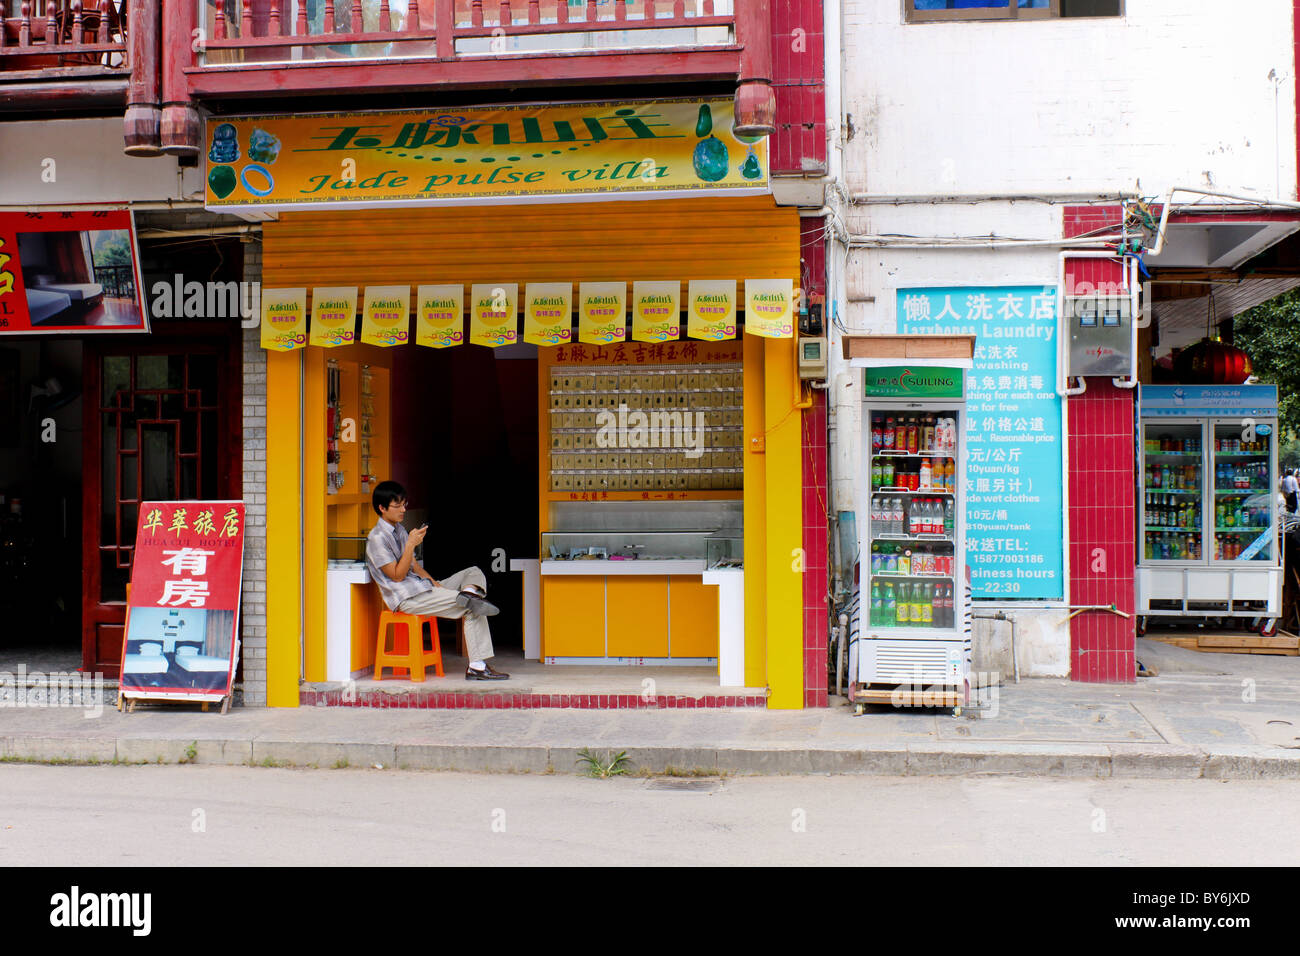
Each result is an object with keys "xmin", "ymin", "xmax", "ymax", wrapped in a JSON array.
[{"xmin": 374, "ymin": 611, "xmax": 445, "ymax": 681}]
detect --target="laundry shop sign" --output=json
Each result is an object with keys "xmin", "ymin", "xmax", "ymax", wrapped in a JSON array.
[{"xmin": 202, "ymin": 98, "xmax": 770, "ymax": 211}]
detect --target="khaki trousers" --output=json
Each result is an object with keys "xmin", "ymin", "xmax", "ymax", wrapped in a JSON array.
[{"xmin": 396, "ymin": 566, "xmax": 494, "ymax": 662}]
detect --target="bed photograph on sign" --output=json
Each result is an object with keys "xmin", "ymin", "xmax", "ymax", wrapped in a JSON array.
[
  {"xmin": 17, "ymin": 228, "xmax": 140, "ymax": 329},
  {"xmin": 120, "ymin": 607, "xmax": 237, "ymax": 695}
]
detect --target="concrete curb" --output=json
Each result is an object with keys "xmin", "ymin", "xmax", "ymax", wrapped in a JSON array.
[{"xmin": 5, "ymin": 735, "xmax": 1300, "ymax": 779}]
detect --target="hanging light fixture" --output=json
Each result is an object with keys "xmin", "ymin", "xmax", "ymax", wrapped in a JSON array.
[{"xmin": 1174, "ymin": 289, "xmax": 1253, "ymax": 384}]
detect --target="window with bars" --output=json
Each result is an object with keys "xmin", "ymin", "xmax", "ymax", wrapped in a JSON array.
[{"xmin": 907, "ymin": 0, "xmax": 1122, "ymax": 22}]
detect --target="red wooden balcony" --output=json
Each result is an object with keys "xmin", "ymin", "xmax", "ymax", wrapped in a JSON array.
[
  {"xmin": 0, "ymin": 0, "xmax": 129, "ymax": 109},
  {"xmin": 188, "ymin": 0, "xmax": 741, "ymax": 97}
]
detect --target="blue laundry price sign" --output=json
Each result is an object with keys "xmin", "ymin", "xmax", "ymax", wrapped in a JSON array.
[{"xmin": 899, "ymin": 286, "xmax": 1064, "ymax": 601}]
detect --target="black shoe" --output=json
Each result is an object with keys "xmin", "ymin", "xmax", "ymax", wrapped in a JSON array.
[
  {"xmin": 456, "ymin": 589, "xmax": 500, "ymax": 617},
  {"xmin": 465, "ymin": 665, "xmax": 509, "ymax": 681}
]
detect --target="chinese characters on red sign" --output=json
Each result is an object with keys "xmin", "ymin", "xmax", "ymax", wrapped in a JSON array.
[{"xmin": 120, "ymin": 501, "xmax": 246, "ymax": 700}]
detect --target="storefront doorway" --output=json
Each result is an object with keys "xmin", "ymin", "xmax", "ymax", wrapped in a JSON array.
[
  {"xmin": 81, "ymin": 334, "xmax": 242, "ymax": 676},
  {"xmin": 389, "ymin": 340, "xmax": 538, "ymax": 653}
]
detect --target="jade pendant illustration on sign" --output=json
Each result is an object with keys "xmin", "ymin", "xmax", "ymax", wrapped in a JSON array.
[
  {"xmin": 695, "ymin": 104, "xmax": 713, "ymax": 137},
  {"xmin": 208, "ymin": 164, "xmax": 237, "ymax": 199},
  {"xmin": 692, "ymin": 103, "xmax": 728, "ymax": 182},
  {"xmin": 740, "ymin": 148, "xmax": 762, "ymax": 180}
]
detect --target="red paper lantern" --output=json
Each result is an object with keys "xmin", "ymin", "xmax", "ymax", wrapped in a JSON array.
[{"xmin": 1174, "ymin": 337, "xmax": 1253, "ymax": 384}]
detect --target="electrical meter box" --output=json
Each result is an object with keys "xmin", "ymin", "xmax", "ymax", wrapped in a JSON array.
[
  {"xmin": 798, "ymin": 336, "xmax": 828, "ymax": 380},
  {"xmin": 1066, "ymin": 293, "xmax": 1133, "ymax": 377}
]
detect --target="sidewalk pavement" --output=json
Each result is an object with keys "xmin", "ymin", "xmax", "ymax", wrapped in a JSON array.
[{"xmin": 2, "ymin": 639, "xmax": 1300, "ymax": 779}]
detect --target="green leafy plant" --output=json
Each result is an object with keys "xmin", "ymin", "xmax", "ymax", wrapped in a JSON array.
[
  {"xmin": 576, "ymin": 748, "xmax": 631, "ymax": 778},
  {"xmin": 180, "ymin": 741, "xmax": 198, "ymax": 764}
]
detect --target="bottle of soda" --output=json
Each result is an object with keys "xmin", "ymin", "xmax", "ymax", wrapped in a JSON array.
[
  {"xmin": 922, "ymin": 584, "xmax": 934, "ymax": 626},
  {"xmin": 909, "ymin": 584, "xmax": 923, "ymax": 626},
  {"xmin": 884, "ymin": 417, "xmax": 895, "ymax": 450},
  {"xmin": 944, "ymin": 499, "xmax": 954, "ymax": 536},
  {"xmin": 870, "ymin": 582, "xmax": 882, "ymax": 627},
  {"xmin": 884, "ymin": 582, "xmax": 896, "ymax": 626},
  {"xmin": 872, "ymin": 420, "xmax": 883, "ymax": 452},
  {"xmin": 895, "ymin": 583, "xmax": 910, "ymax": 626}
]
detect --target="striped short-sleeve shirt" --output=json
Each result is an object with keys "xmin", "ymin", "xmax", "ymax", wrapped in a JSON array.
[{"xmin": 366, "ymin": 519, "xmax": 433, "ymax": 611}]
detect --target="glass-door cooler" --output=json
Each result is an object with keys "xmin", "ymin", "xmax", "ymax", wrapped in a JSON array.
[
  {"xmin": 850, "ymin": 378, "xmax": 970, "ymax": 705},
  {"xmin": 1137, "ymin": 385, "xmax": 1281, "ymax": 634}
]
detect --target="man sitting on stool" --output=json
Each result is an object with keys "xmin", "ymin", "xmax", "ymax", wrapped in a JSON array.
[{"xmin": 365, "ymin": 480, "xmax": 509, "ymax": 681}]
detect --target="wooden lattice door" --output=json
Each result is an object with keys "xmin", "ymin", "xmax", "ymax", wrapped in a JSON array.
[{"xmin": 82, "ymin": 342, "xmax": 239, "ymax": 676}]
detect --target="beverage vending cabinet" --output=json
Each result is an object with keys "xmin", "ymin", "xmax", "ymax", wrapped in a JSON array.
[
  {"xmin": 850, "ymin": 367, "xmax": 970, "ymax": 711},
  {"xmin": 1136, "ymin": 385, "xmax": 1281, "ymax": 634}
]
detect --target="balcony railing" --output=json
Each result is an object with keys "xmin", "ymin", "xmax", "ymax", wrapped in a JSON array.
[
  {"xmin": 0, "ymin": 0, "xmax": 128, "ymax": 74},
  {"xmin": 199, "ymin": 0, "xmax": 735, "ymax": 65}
]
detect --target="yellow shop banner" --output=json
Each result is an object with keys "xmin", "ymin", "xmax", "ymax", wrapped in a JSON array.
[
  {"xmin": 415, "ymin": 284, "xmax": 464, "ymax": 348},
  {"xmin": 469, "ymin": 283, "xmax": 518, "ymax": 348},
  {"xmin": 308, "ymin": 286, "xmax": 358, "ymax": 347},
  {"xmin": 523, "ymin": 282, "xmax": 573, "ymax": 346},
  {"xmin": 631, "ymin": 281, "xmax": 680, "ymax": 343},
  {"xmin": 578, "ymin": 282, "xmax": 626, "ymax": 344},
  {"xmin": 203, "ymin": 98, "xmax": 769, "ymax": 210},
  {"xmin": 260, "ymin": 288, "xmax": 307, "ymax": 351},
  {"xmin": 744, "ymin": 278, "xmax": 795, "ymax": 339},
  {"xmin": 687, "ymin": 280, "xmax": 737, "ymax": 342},
  {"xmin": 360, "ymin": 285, "xmax": 412, "ymax": 347}
]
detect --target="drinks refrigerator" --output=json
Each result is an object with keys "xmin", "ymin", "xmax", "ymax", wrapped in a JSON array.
[
  {"xmin": 850, "ymin": 391, "xmax": 970, "ymax": 702},
  {"xmin": 1136, "ymin": 385, "xmax": 1281, "ymax": 633}
]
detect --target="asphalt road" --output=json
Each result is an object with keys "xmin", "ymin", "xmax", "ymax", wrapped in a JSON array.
[{"xmin": 2, "ymin": 764, "xmax": 1298, "ymax": 866}]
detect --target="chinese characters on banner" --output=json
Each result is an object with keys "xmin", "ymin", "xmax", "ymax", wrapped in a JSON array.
[
  {"xmin": 551, "ymin": 340, "xmax": 740, "ymax": 367},
  {"xmin": 416, "ymin": 284, "xmax": 465, "ymax": 348},
  {"xmin": 260, "ymin": 287, "xmax": 307, "ymax": 351},
  {"xmin": 578, "ymin": 281, "xmax": 627, "ymax": 345},
  {"xmin": 120, "ymin": 501, "xmax": 246, "ymax": 701},
  {"xmin": 360, "ymin": 285, "xmax": 411, "ymax": 347},
  {"xmin": 523, "ymin": 282, "xmax": 573, "ymax": 346},
  {"xmin": 899, "ymin": 287, "xmax": 1064, "ymax": 601},
  {"xmin": 308, "ymin": 286, "xmax": 358, "ymax": 347},
  {"xmin": 469, "ymin": 282, "xmax": 519, "ymax": 347},
  {"xmin": 687, "ymin": 279, "xmax": 737, "ymax": 341},
  {"xmin": 631, "ymin": 280, "xmax": 680, "ymax": 342}
]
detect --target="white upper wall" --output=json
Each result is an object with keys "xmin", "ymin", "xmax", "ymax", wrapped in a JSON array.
[
  {"xmin": 0, "ymin": 118, "xmax": 203, "ymax": 206},
  {"xmin": 842, "ymin": 0, "xmax": 1299, "ymax": 200}
]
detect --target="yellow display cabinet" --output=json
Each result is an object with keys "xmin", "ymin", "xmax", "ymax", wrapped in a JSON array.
[
  {"xmin": 325, "ymin": 356, "xmax": 391, "ymax": 555},
  {"xmin": 538, "ymin": 530, "xmax": 740, "ymax": 662}
]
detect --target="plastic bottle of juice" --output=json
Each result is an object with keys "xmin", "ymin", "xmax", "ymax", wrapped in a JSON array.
[
  {"xmin": 920, "ymin": 457, "xmax": 932, "ymax": 489},
  {"xmin": 884, "ymin": 417, "xmax": 895, "ymax": 450}
]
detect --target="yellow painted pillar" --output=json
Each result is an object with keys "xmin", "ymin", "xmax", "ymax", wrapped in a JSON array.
[
  {"xmin": 266, "ymin": 349, "xmax": 302, "ymax": 707},
  {"xmin": 303, "ymin": 349, "xmax": 327, "ymax": 683},
  {"xmin": 742, "ymin": 334, "xmax": 767, "ymax": 689},
  {"xmin": 764, "ymin": 336, "xmax": 803, "ymax": 709}
]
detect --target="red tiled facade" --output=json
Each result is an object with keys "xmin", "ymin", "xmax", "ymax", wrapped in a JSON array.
[
  {"xmin": 300, "ymin": 690, "xmax": 769, "ymax": 709},
  {"xmin": 770, "ymin": 0, "xmax": 828, "ymax": 176},
  {"xmin": 1061, "ymin": 231, "xmax": 1137, "ymax": 682}
]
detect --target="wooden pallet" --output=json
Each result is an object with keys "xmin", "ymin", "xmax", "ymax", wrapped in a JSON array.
[
  {"xmin": 1145, "ymin": 630, "xmax": 1300, "ymax": 656},
  {"xmin": 854, "ymin": 685, "xmax": 965, "ymax": 708}
]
